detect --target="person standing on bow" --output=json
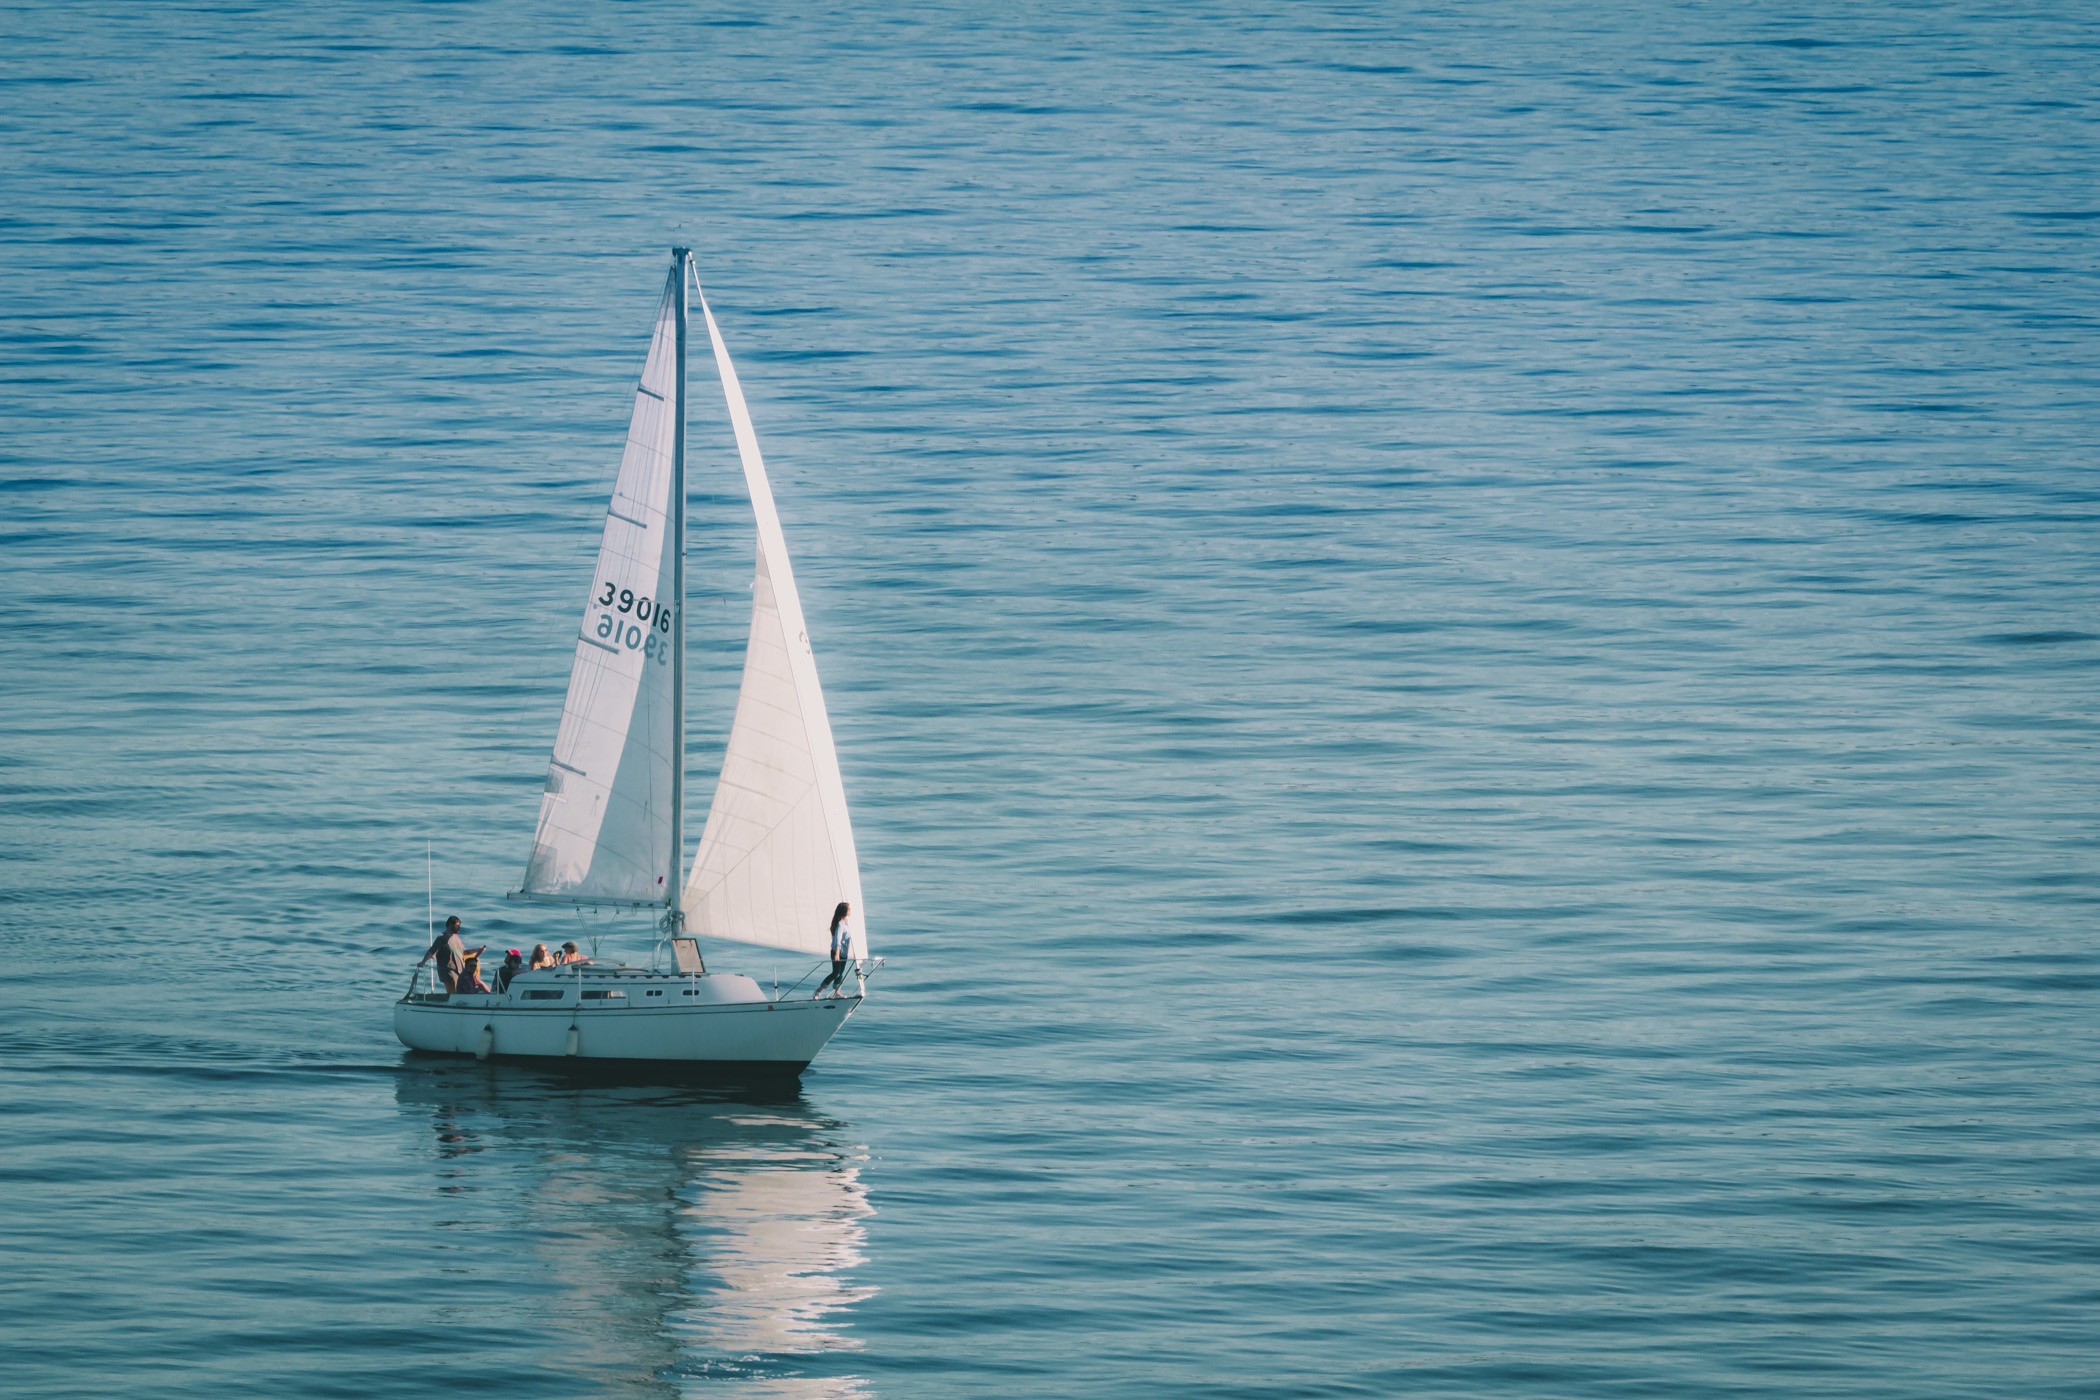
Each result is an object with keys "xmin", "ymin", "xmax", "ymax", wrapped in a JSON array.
[
  {"xmin": 419, "ymin": 916, "xmax": 468, "ymax": 993},
  {"xmin": 816, "ymin": 902, "xmax": 854, "ymax": 998}
]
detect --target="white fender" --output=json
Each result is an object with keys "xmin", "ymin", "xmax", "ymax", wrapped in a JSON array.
[
  {"xmin": 564, "ymin": 1025, "xmax": 581, "ymax": 1057},
  {"xmin": 475, "ymin": 1025, "xmax": 494, "ymax": 1060}
]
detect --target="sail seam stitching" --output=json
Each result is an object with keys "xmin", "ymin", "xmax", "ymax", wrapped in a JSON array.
[{"xmin": 690, "ymin": 785, "xmax": 823, "ymax": 899}]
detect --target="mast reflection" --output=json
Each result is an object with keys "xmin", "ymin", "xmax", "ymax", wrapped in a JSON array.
[{"xmin": 397, "ymin": 1063, "xmax": 873, "ymax": 1398}]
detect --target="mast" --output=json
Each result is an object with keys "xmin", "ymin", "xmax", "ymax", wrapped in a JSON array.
[{"xmin": 669, "ymin": 246, "xmax": 689, "ymax": 931}]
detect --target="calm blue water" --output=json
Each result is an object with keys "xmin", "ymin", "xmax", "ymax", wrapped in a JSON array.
[{"xmin": 3, "ymin": 2, "xmax": 2097, "ymax": 1396}]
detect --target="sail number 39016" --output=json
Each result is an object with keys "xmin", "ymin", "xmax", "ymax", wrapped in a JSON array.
[{"xmin": 594, "ymin": 581, "xmax": 674, "ymax": 664}]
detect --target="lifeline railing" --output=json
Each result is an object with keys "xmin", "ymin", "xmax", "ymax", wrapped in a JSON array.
[
  {"xmin": 775, "ymin": 955, "xmax": 886, "ymax": 1000},
  {"xmin": 399, "ymin": 954, "xmax": 885, "ymax": 1003}
]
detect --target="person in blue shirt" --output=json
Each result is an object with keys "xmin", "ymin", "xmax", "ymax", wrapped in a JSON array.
[{"xmin": 816, "ymin": 902, "xmax": 854, "ymax": 998}]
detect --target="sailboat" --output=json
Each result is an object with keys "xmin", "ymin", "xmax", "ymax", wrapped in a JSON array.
[{"xmin": 395, "ymin": 248, "xmax": 872, "ymax": 1078}]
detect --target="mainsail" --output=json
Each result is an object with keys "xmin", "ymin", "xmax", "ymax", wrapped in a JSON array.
[
  {"xmin": 683, "ymin": 282, "xmax": 869, "ymax": 958},
  {"xmin": 517, "ymin": 272, "xmax": 682, "ymax": 906}
]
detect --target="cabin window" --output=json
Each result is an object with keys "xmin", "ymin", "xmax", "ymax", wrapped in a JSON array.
[
  {"xmin": 646, "ymin": 990, "xmax": 663, "ymax": 996},
  {"xmin": 581, "ymin": 990, "xmax": 626, "ymax": 1001},
  {"xmin": 522, "ymin": 990, "xmax": 565, "ymax": 1001}
]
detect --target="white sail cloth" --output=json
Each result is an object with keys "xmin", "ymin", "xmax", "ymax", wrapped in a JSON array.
[
  {"xmin": 683, "ymin": 281, "xmax": 869, "ymax": 958},
  {"xmin": 519, "ymin": 274, "xmax": 681, "ymax": 905}
]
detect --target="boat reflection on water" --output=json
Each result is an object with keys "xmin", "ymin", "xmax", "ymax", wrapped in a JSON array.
[{"xmin": 395, "ymin": 1063, "xmax": 873, "ymax": 1398}]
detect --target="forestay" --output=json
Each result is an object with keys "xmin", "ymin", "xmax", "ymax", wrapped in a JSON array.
[
  {"xmin": 683, "ymin": 279, "xmax": 869, "ymax": 958},
  {"xmin": 518, "ymin": 272, "xmax": 681, "ymax": 905}
]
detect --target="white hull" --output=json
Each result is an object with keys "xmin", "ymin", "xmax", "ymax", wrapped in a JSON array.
[{"xmin": 395, "ymin": 968, "xmax": 859, "ymax": 1075}]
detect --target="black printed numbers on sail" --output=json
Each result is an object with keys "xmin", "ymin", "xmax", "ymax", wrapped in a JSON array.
[
  {"xmin": 594, "ymin": 611, "xmax": 672, "ymax": 664},
  {"xmin": 596, "ymin": 581, "xmax": 674, "ymax": 633},
  {"xmin": 592, "ymin": 580, "xmax": 674, "ymax": 664}
]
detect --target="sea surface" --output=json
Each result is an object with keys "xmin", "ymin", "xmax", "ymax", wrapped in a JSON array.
[{"xmin": 3, "ymin": 3, "xmax": 2097, "ymax": 1396}]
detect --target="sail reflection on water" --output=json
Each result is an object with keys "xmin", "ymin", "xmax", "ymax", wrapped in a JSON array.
[
  {"xmin": 396, "ymin": 1067, "xmax": 874, "ymax": 1398},
  {"xmin": 673, "ymin": 1140, "xmax": 874, "ymax": 1397}
]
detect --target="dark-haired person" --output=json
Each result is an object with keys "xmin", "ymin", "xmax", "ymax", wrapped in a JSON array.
[
  {"xmin": 557, "ymin": 940, "xmax": 586, "ymax": 966},
  {"xmin": 815, "ymin": 902, "xmax": 854, "ymax": 998},
  {"xmin": 457, "ymin": 949, "xmax": 493, "ymax": 995},
  {"xmin": 419, "ymin": 915, "xmax": 468, "ymax": 993},
  {"xmin": 494, "ymin": 949, "xmax": 524, "ymax": 993}
]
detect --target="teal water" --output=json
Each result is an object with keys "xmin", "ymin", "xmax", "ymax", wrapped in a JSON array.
[{"xmin": 3, "ymin": 2, "xmax": 2098, "ymax": 1396}]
